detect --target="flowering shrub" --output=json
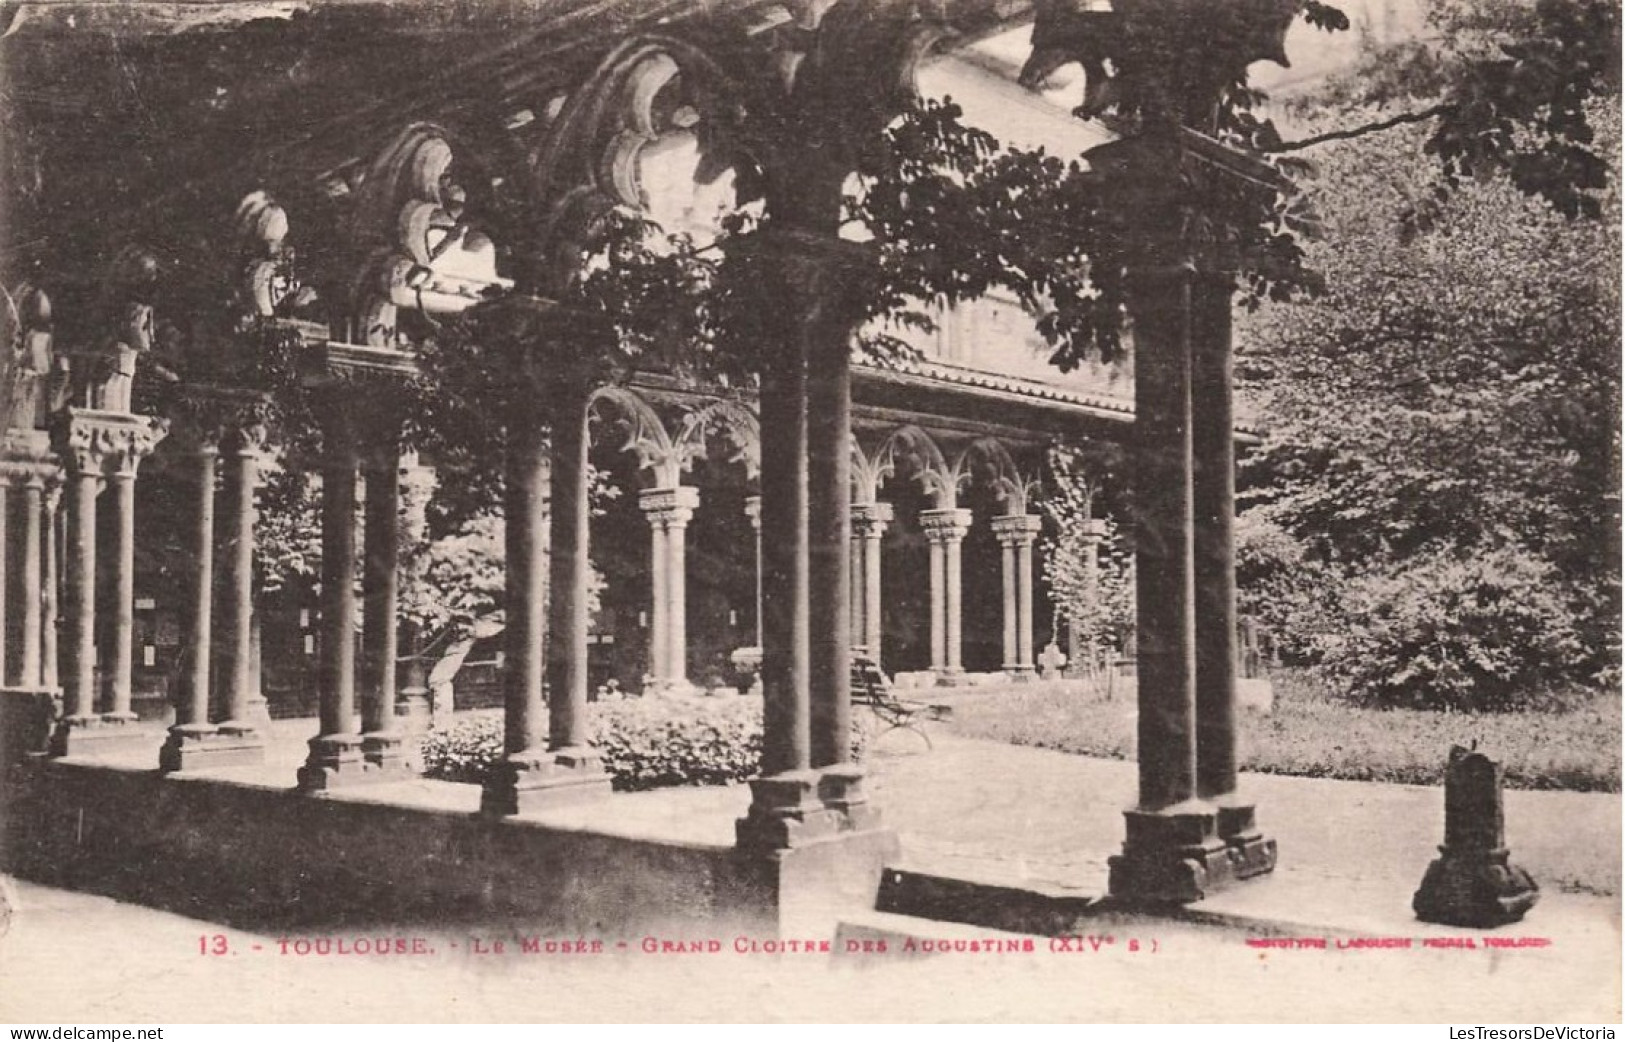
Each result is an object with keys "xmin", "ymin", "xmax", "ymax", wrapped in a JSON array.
[
  {"xmin": 1311, "ymin": 547, "xmax": 1585, "ymax": 712},
  {"xmin": 595, "ymin": 695, "xmax": 763, "ymax": 791},
  {"xmin": 419, "ymin": 695, "xmax": 869, "ymax": 791},
  {"xmin": 418, "ymin": 714, "xmax": 506, "ymax": 784}
]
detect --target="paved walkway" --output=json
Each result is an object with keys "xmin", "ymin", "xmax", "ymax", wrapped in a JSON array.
[{"xmin": 9, "ymin": 715, "xmax": 1620, "ymax": 1022}]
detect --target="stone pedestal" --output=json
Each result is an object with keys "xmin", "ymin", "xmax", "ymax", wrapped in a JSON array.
[
  {"xmin": 296, "ymin": 733, "xmax": 366, "ymax": 790},
  {"xmin": 1413, "ymin": 747, "xmax": 1538, "ymax": 927},
  {"xmin": 480, "ymin": 747, "xmax": 613, "ymax": 816},
  {"xmin": 159, "ymin": 724, "xmax": 267, "ymax": 773},
  {"xmin": 1107, "ymin": 802, "xmax": 1240, "ymax": 903}
]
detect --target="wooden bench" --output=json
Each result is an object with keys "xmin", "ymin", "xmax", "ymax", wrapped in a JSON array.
[{"xmin": 850, "ymin": 655, "xmax": 952, "ymax": 748}]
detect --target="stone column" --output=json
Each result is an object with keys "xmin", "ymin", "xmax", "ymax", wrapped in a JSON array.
[
  {"xmin": 1087, "ymin": 127, "xmax": 1268, "ymax": 902},
  {"xmin": 161, "ymin": 443, "xmax": 217, "ymax": 767},
  {"xmin": 102, "ymin": 453, "xmax": 139, "ymax": 722},
  {"xmin": 850, "ymin": 501, "xmax": 891, "ymax": 665},
  {"xmin": 992, "ymin": 515, "xmax": 1042, "ymax": 680},
  {"xmin": 1193, "ymin": 269, "xmax": 1273, "ymax": 877},
  {"xmin": 0, "ymin": 479, "xmax": 9, "ymax": 686},
  {"xmin": 807, "ymin": 307, "xmax": 852, "ymax": 772},
  {"xmin": 59, "ymin": 454, "xmax": 100, "ymax": 728},
  {"xmin": 646, "ymin": 506, "xmax": 669, "ymax": 689},
  {"xmin": 479, "ymin": 304, "xmax": 611, "ymax": 816},
  {"xmin": 482, "ymin": 406, "xmax": 549, "ymax": 813},
  {"xmin": 997, "ymin": 528, "xmax": 1017, "ymax": 672},
  {"xmin": 41, "ymin": 482, "xmax": 59, "ymax": 691},
  {"xmin": 736, "ymin": 230, "xmax": 882, "ymax": 851},
  {"xmin": 926, "ymin": 533, "xmax": 946, "ymax": 673},
  {"xmin": 216, "ymin": 427, "xmax": 260, "ymax": 737},
  {"xmin": 639, "ymin": 486, "xmax": 699, "ymax": 694},
  {"xmin": 19, "ymin": 475, "xmax": 44, "ymax": 688},
  {"xmin": 540, "ymin": 375, "xmax": 609, "ymax": 794},
  {"xmin": 744, "ymin": 495, "xmax": 763, "ymax": 647},
  {"xmin": 920, "ymin": 508, "xmax": 972, "ymax": 685},
  {"xmin": 299, "ymin": 416, "xmax": 364, "ymax": 789},
  {"xmin": 360, "ymin": 438, "xmax": 406, "ymax": 772}
]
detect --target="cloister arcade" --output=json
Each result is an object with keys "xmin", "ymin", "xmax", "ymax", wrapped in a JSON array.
[{"xmin": 0, "ymin": 0, "xmax": 1291, "ymax": 915}]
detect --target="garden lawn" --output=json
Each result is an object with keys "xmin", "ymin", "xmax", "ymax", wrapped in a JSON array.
[{"xmin": 946, "ymin": 671, "xmax": 1620, "ymax": 793}]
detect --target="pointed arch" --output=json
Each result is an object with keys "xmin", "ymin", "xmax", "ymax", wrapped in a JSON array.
[
  {"xmin": 672, "ymin": 396, "xmax": 760, "ymax": 479},
  {"xmin": 956, "ymin": 437, "xmax": 1034, "ymax": 514},
  {"xmin": 588, "ymin": 385, "xmax": 683, "ymax": 486},
  {"xmin": 875, "ymin": 424, "xmax": 956, "ymax": 509}
]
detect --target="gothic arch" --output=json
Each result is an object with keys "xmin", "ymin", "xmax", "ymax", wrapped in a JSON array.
[
  {"xmin": 588, "ymin": 384, "xmax": 685, "ymax": 487},
  {"xmin": 955, "ymin": 436, "xmax": 1033, "ymax": 515},
  {"xmin": 342, "ymin": 122, "xmax": 514, "ymax": 347},
  {"xmin": 673, "ymin": 397, "xmax": 760, "ymax": 479},
  {"xmin": 874, "ymin": 424, "xmax": 955, "ymax": 509}
]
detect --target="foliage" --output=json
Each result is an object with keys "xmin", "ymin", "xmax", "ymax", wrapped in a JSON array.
[
  {"xmin": 593, "ymin": 695, "xmax": 767, "ymax": 792},
  {"xmin": 948, "ymin": 674, "xmax": 1620, "ymax": 795},
  {"xmin": 417, "ymin": 713, "xmax": 507, "ymax": 785},
  {"xmin": 417, "ymin": 698, "xmax": 869, "ymax": 792},
  {"xmin": 1233, "ymin": 510, "xmax": 1335, "ymax": 662},
  {"xmin": 1276, "ymin": 0, "xmax": 1621, "ymax": 221},
  {"xmin": 1039, "ymin": 445, "xmax": 1134, "ymax": 668},
  {"xmin": 1238, "ymin": 95, "xmax": 1620, "ymax": 691},
  {"xmin": 1310, "ymin": 546, "xmax": 1587, "ymax": 712}
]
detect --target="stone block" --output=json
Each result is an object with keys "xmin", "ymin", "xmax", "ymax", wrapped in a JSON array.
[{"xmin": 158, "ymin": 726, "xmax": 266, "ymax": 773}]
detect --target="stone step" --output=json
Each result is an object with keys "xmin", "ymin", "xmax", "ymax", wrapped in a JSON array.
[
  {"xmin": 875, "ymin": 865, "xmax": 1333, "ymax": 940},
  {"xmin": 876, "ymin": 866, "xmax": 1104, "ymax": 937}
]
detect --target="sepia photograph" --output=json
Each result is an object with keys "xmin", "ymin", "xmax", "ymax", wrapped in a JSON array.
[{"xmin": 0, "ymin": 0, "xmax": 1618, "ymax": 1025}]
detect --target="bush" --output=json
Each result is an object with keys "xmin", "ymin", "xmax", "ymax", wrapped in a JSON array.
[
  {"xmin": 419, "ymin": 695, "xmax": 869, "ymax": 791},
  {"xmin": 418, "ymin": 714, "xmax": 505, "ymax": 784},
  {"xmin": 1311, "ymin": 546, "xmax": 1586, "ymax": 712}
]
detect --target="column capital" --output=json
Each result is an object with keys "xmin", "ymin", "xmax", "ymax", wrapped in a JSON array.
[
  {"xmin": 168, "ymin": 384, "xmax": 272, "ymax": 453},
  {"xmin": 49, "ymin": 408, "xmax": 167, "ymax": 476},
  {"xmin": 920, "ymin": 507, "xmax": 972, "ymax": 544},
  {"xmin": 221, "ymin": 422, "xmax": 269, "ymax": 460},
  {"xmin": 639, "ymin": 485, "xmax": 701, "ymax": 528},
  {"xmin": 991, "ymin": 513, "xmax": 1043, "ymax": 547},
  {"xmin": 722, "ymin": 230, "xmax": 878, "ymax": 346},
  {"xmin": 851, "ymin": 500, "xmax": 895, "ymax": 536}
]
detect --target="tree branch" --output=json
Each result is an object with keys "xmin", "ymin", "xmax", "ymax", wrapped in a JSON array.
[{"xmin": 1266, "ymin": 104, "xmax": 1454, "ymax": 153}]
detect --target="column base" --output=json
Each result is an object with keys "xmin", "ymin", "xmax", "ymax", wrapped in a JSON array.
[
  {"xmin": 99, "ymin": 711, "xmax": 139, "ymax": 725},
  {"xmin": 1215, "ymin": 797, "xmax": 1277, "ymax": 880},
  {"xmin": 296, "ymin": 733, "xmax": 367, "ymax": 792},
  {"xmin": 361, "ymin": 730, "xmax": 413, "ymax": 775},
  {"xmin": 245, "ymin": 696, "xmax": 273, "ymax": 730},
  {"xmin": 736, "ymin": 765, "xmax": 884, "ymax": 852},
  {"xmin": 479, "ymin": 747, "xmax": 613, "ymax": 816},
  {"xmin": 1413, "ymin": 847, "xmax": 1539, "ymax": 928},
  {"xmin": 159, "ymin": 724, "xmax": 266, "ymax": 772},
  {"xmin": 1107, "ymin": 801, "xmax": 1239, "ymax": 904},
  {"xmin": 394, "ymin": 690, "xmax": 433, "ymax": 735},
  {"xmin": 932, "ymin": 669, "xmax": 970, "ymax": 688}
]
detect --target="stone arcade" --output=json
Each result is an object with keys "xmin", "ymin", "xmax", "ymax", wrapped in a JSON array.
[{"xmin": 0, "ymin": 0, "xmax": 1289, "ymax": 930}]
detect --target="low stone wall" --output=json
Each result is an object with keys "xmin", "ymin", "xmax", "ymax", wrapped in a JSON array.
[{"xmin": 1, "ymin": 757, "xmax": 891, "ymax": 936}]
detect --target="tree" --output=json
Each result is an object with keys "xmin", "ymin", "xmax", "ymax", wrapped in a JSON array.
[{"xmin": 1236, "ymin": 57, "xmax": 1620, "ymax": 698}]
